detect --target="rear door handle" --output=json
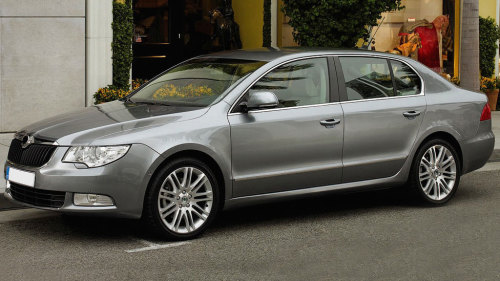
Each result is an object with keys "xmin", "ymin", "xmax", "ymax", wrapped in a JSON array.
[
  {"xmin": 403, "ymin": 111, "xmax": 421, "ymax": 119},
  {"xmin": 320, "ymin": 118, "xmax": 341, "ymax": 128}
]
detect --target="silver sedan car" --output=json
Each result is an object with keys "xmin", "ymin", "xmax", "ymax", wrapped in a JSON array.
[{"xmin": 4, "ymin": 49, "xmax": 494, "ymax": 240}]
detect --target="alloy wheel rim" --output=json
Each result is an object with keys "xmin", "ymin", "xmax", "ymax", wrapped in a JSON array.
[
  {"xmin": 419, "ymin": 145, "xmax": 457, "ymax": 201},
  {"xmin": 157, "ymin": 167, "xmax": 213, "ymax": 234}
]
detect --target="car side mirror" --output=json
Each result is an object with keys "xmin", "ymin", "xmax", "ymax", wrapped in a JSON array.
[{"xmin": 240, "ymin": 91, "xmax": 279, "ymax": 113}]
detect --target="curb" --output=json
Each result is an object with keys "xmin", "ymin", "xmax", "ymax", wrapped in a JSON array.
[{"xmin": 488, "ymin": 149, "xmax": 500, "ymax": 163}]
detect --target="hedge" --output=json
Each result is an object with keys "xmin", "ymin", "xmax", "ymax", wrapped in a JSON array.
[
  {"xmin": 263, "ymin": 0, "xmax": 271, "ymax": 47},
  {"xmin": 479, "ymin": 16, "xmax": 500, "ymax": 77},
  {"xmin": 281, "ymin": 0, "xmax": 403, "ymax": 47},
  {"xmin": 112, "ymin": 0, "xmax": 134, "ymax": 89}
]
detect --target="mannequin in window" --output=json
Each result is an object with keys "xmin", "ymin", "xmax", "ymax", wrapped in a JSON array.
[
  {"xmin": 414, "ymin": 15, "xmax": 449, "ymax": 73},
  {"xmin": 397, "ymin": 15, "xmax": 449, "ymax": 73}
]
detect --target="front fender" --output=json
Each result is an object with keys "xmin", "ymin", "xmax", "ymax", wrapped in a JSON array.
[{"xmin": 146, "ymin": 143, "xmax": 232, "ymax": 207}]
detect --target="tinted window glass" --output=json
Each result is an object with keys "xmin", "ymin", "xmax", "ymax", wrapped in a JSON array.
[
  {"xmin": 249, "ymin": 58, "xmax": 329, "ymax": 108},
  {"xmin": 339, "ymin": 57, "xmax": 394, "ymax": 101},
  {"xmin": 130, "ymin": 58, "xmax": 265, "ymax": 107},
  {"xmin": 391, "ymin": 60, "xmax": 422, "ymax": 96}
]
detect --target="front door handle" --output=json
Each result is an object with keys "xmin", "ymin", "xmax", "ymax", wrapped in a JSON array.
[
  {"xmin": 403, "ymin": 111, "xmax": 421, "ymax": 119},
  {"xmin": 320, "ymin": 118, "xmax": 341, "ymax": 128}
]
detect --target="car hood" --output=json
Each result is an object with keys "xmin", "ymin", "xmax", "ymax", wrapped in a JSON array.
[{"xmin": 21, "ymin": 101, "xmax": 209, "ymax": 145}]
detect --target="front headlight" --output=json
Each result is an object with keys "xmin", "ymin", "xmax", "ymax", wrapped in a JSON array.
[{"xmin": 62, "ymin": 145, "xmax": 130, "ymax": 168}]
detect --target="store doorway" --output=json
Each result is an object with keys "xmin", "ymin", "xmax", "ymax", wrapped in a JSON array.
[{"xmin": 132, "ymin": 0, "xmax": 221, "ymax": 80}]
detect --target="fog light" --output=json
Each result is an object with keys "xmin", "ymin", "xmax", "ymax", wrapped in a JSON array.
[{"xmin": 74, "ymin": 193, "xmax": 114, "ymax": 206}]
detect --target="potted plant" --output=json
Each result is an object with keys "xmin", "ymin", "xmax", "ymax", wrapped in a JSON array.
[{"xmin": 481, "ymin": 76, "xmax": 499, "ymax": 110}]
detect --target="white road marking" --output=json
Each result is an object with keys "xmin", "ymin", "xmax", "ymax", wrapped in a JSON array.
[{"xmin": 126, "ymin": 240, "xmax": 190, "ymax": 253}]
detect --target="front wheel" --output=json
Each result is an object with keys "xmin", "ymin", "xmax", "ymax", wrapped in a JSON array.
[
  {"xmin": 409, "ymin": 139, "xmax": 461, "ymax": 204},
  {"xmin": 144, "ymin": 157, "xmax": 220, "ymax": 240}
]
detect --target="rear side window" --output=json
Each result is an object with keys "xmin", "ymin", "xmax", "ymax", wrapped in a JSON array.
[
  {"xmin": 339, "ymin": 57, "xmax": 394, "ymax": 101},
  {"xmin": 249, "ymin": 58, "xmax": 329, "ymax": 108},
  {"xmin": 390, "ymin": 60, "xmax": 422, "ymax": 96}
]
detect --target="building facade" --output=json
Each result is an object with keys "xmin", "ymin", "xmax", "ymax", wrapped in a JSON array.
[
  {"xmin": 0, "ymin": 0, "xmax": 492, "ymax": 133},
  {"xmin": 0, "ymin": 0, "xmax": 112, "ymax": 132}
]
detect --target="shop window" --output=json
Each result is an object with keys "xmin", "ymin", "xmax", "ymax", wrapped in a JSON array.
[
  {"xmin": 370, "ymin": 0, "xmax": 456, "ymax": 78},
  {"xmin": 132, "ymin": 0, "xmax": 240, "ymax": 80},
  {"xmin": 133, "ymin": 0, "xmax": 217, "ymax": 44},
  {"xmin": 339, "ymin": 57, "xmax": 394, "ymax": 101}
]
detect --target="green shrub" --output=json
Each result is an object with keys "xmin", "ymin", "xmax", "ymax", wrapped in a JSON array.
[
  {"xmin": 94, "ymin": 85, "xmax": 130, "ymax": 104},
  {"xmin": 94, "ymin": 79, "xmax": 147, "ymax": 104},
  {"xmin": 281, "ymin": 0, "xmax": 403, "ymax": 48},
  {"xmin": 112, "ymin": 0, "xmax": 134, "ymax": 89},
  {"xmin": 479, "ymin": 16, "xmax": 500, "ymax": 77},
  {"xmin": 481, "ymin": 76, "xmax": 496, "ymax": 91},
  {"xmin": 95, "ymin": 0, "xmax": 134, "ymax": 104}
]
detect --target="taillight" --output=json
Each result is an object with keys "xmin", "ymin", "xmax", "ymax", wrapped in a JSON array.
[{"xmin": 480, "ymin": 103, "xmax": 491, "ymax": 121}]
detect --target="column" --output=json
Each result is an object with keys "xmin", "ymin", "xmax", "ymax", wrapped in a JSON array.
[{"xmin": 460, "ymin": 0, "xmax": 480, "ymax": 91}]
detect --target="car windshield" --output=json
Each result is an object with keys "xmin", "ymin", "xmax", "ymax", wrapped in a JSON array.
[{"xmin": 129, "ymin": 58, "xmax": 266, "ymax": 107}]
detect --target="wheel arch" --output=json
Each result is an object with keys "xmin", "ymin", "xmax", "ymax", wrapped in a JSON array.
[
  {"xmin": 414, "ymin": 131, "xmax": 463, "ymax": 172},
  {"xmin": 145, "ymin": 145, "xmax": 230, "ymax": 212}
]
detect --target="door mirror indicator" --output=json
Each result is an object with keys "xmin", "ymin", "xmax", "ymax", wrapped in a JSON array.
[{"xmin": 241, "ymin": 91, "xmax": 279, "ymax": 112}]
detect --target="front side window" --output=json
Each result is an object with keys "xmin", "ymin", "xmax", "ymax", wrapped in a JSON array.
[
  {"xmin": 339, "ymin": 57, "xmax": 394, "ymax": 101},
  {"xmin": 391, "ymin": 60, "xmax": 422, "ymax": 96},
  {"xmin": 248, "ymin": 58, "xmax": 329, "ymax": 108},
  {"xmin": 130, "ymin": 58, "xmax": 266, "ymax": 107}
]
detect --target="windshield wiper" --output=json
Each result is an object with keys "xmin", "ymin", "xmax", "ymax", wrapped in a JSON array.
[
  {"xmin": 122, "ymin": 97, "xmax": 133, "ymax": 103},
  {"xmin": 125, "ymin": 98, "xmax": 171, "ymax": 106}
]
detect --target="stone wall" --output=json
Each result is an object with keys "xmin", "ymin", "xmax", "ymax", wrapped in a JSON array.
[{"xmin": 0, "ymin": 0, "xmax": 86, "ymax": 132}]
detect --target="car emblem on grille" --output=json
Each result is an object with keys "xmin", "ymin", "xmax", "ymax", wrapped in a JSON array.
[{"xmin": 21, "ymin": 134, "xmax": 35, "ymax": 148}]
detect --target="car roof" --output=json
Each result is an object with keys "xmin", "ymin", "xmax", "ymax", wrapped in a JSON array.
[{"xmin": 196, "ymin": 47, "xmax": 407, "ymax": 62}]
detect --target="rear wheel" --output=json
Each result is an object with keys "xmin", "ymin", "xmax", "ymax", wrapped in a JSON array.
[
  {"xmin": 409, "ymin": 139, "xmax": 461, "ymax": 204},
  {"xmin": 144, "ymin": 157, "xmax": 220, "ymax": 240}
]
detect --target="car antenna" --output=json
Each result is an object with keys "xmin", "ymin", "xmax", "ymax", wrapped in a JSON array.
[{"xmin": 360, "ymin": 16, "xmax": 385, "ymax": 50}]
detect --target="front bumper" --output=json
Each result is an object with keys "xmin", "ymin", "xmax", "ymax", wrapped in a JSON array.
[{"xmin": 4, "ymin": 144, "xmax": 161, "ymax": 218}]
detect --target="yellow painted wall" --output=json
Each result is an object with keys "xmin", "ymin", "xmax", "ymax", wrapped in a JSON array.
[
  {"xmin": 232, "ymin": 0, "xmax": 264, "ymax": 49},
  {"xmin": 454, "ymin": 0, "xmax": 460, "ymax": 78},
  {"xmin": 479, "ymin": 0, "xmax": 497, "ymax": 19}
]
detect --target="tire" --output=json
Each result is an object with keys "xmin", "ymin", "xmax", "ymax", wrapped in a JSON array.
[
  {"xmin": 409, "ymin": 139, "xmax": 461, "ymax": 205},
  {"xmin": 143, "ymin": 157, "xmax": 220, "ymax": 240}
]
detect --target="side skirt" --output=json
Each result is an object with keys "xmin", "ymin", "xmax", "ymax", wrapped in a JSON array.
[{"xmin": 223, "ymin": 173, "xmax": 407, "ymax": 210}]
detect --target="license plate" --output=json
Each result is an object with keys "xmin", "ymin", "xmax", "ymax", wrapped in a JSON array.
[{"xmin": 6, "ymin": 166, "xmax": 35, "ymax": 187}]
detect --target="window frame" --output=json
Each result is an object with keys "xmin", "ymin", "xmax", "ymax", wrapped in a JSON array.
[
  {"xmin": 389, "ymin": 59, "xmax": 423, "ymax": 97},
  {"xmin": 334, "ymin": 55, "xmax": 425, "ymax": 103},
  {"xmin": 228, "ymin": 56, "xmax": 340, "ymax": 114}
]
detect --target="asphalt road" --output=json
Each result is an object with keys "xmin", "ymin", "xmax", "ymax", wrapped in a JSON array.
[{"xmin": 0, "ymin": 170, "xmax": 499, "ymax": 281}]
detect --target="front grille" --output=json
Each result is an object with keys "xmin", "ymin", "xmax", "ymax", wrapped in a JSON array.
[
  {"xmin": 7, "ymin": 139, "xmax": 57, "ymax": 167},
  {"xmin": 9, "ymin": 183, "xmax": 66, "ymax": 208}
]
